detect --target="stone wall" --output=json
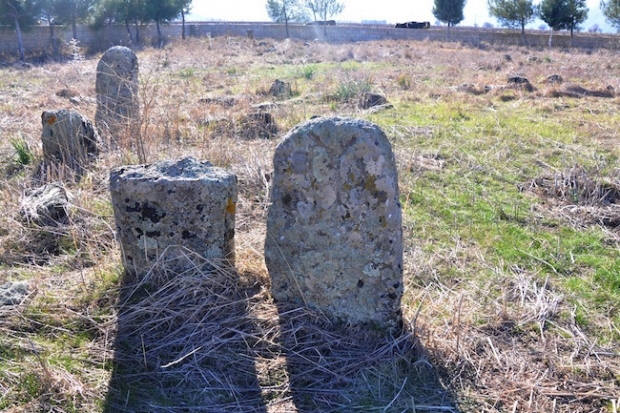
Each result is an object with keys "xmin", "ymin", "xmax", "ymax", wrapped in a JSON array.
[{"xmin": 0, "ymin": 22, "xmax": 618, "ymax": 59}]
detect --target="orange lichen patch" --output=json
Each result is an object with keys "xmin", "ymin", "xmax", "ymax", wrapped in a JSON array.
[
  {"xmin": 46, "ymin": 115, "xmax": 57, "ymax": 125},
  {"xmin": 226, "ymin": 198, "xmax": 236, "ymax": 215}
]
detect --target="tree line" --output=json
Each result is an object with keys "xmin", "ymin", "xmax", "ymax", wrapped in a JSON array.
[
  {"xmin": 0, "ymin": 0, "xmax": 191, "ymax": 61},
  {"xmin": 430, "ymin": 0, "xmax": 620, "ymax": 44},
  {"xmin": 268, "ymin": 0, "xmax": 620, "ymax": 43},
  {"xmin": 3, "ymin": 0, "xmax": 620, "ymax": 62}
]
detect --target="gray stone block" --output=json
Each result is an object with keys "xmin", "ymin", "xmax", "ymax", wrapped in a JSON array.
[
  {"xmin": 110, "ymin": 157, "xmax": 237, "ymax": 280},
  {"xmin": 20, "ymin": 182, "xmax": 72, "ymax": 226},
  {"xmin": 265, "ymin": 117, "xmax": 403, "ymax": 330},
  {"xmin": 41, "ymin": 109, "xmax": 100, "ymax": 174},
  {"xmin": 0, "ymin": 281, "xmax": 29, "ymax": 306}
]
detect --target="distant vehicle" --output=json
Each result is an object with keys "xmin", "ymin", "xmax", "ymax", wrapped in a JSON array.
[
  {"xmin": 395, "ymin": 21, "xmax": 430, "ymax": 29},
  {"xmin": 306, "ymin": 20, "xmax": 336, "ymax": 26}
]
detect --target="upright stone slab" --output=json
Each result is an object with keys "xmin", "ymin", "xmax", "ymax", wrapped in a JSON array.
[
  {"xmin": 41, "ymin": 109, "xmax": 100, "ymax": 173},
  {"xmin": 95, "ymin": 46, "xmax": 139, "ymax": 145},
  {"xmin": 110, "ymin": 157, "xmax": 237, "ymax": 279},
  {"xmin": 265, "ymin": 117, "xmax": 403, "ymax": 330}
]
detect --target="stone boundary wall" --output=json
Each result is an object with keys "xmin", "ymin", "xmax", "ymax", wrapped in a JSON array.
[
  {"xmin": 191, "ymin": 23, "xmax": 620, "ymax": 50},
  {"xmin": 1, "ymin": 22, "xmax": 619, "ymax": 59}
]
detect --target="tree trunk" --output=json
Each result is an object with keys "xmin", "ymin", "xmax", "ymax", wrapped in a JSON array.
[
  {"xmin": 49, "ymin": 21, "xmax": 59, "ymax": 60},
  {"xmin": 283, "ymin": 3, "xmax": 290, "ymax": 38},
  {"xmin": 134, "ymin": 20, "xmax": 140, "ymax": 44},
  {"xmin": 156, "ymin": 19, "xmax": 163, "ymax": 47},
  {"xmin": 14, "ymin": 16, "xmax": 25, "ymax": 62},
  {"xmin": 548, "ymin": 30, "xmax": 553, "ymax": 48},
  {"xmin": 72, "ymin": 14, "xmax": 78, "ymax": 40},
  {"xmin": 125, "ymin": 20, "xmax": 135, "ymax": 44},
  {"xmin": 520, "ymin": 23, "xmax": 527, "ymax": 45},
  {"xmin": 181, "ymin": 9, "xmax": 186, "ymax": 40}
]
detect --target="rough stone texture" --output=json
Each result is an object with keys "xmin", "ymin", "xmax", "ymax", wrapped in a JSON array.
[
  {"xmin": 41, "ymin": 109, "xmax": 100, "ymax": 173},
  {"xmin": 269, "ymin": 79, "xmax": 292, "ymax": 97},
  {"xmin": 110, "ymin": 157, "xmax": 237, "ymax": 279},
  {"xmin": 199, "ymin": 96, "xmax": 238, "ymax": 107},
  {"xmin": 357, "ymin": 92, "xmax": 388, "ymax": 109},
  {"xmin": 545, "ymin": 74, "xmax": 563, "ymax": 84},
  {"xmin": 239, "ymin": 111, "xmax": 278, "ymax": 139},
  {"xmin": 507, "ymin": 75, "xmax": 535, "ymax": 92},
  {"xmin": 265, "ymin": 117, "xmax": 403, "ymax": 330},
  {"xmin": 95, "ymin": 46, "xmax": 139, "ymax": 145},
  {"xmin": 0, "ymin": 281, "xmax": 29, "ymax": 306},
  {"xmin": 20, "ymin": 182, "xmax": 72, "ymax": 226}
]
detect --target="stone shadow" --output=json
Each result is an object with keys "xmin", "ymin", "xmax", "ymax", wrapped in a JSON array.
[
  {"xmin": 261, "ymin": 115, "xmax": 455, "ymax": 411},
  {"xmin": 103, "ymin": 253, "xmax": 268, "ymax": 413},
  {"xmin": 275, "ymin": 302, "xmax": 460, "ymax": 413}
]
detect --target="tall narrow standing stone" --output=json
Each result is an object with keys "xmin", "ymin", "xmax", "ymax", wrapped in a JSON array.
[
  {"xmin": 95, "ymin": 46, "xmax": 139, "ymax": 146},
  {"xmin": 110, "ymin": 157, "xmax": 237, "ymax": 280},
  {"xmin": 265, "ymin": 117, "xmax": 403, "ymax": 330}
]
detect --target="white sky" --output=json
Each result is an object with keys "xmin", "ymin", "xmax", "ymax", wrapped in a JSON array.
[{"xmin": 187, "ymin": 0, "xmax": 613, "ymax": 33}]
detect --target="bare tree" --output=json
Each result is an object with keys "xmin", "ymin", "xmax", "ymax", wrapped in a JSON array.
[
  {"xmin": 304, "ymin": 0, "xmax": 344, "ymax": 24},
  {"xmin": 0, "ymin": 0, "xmax": 41, "ymax": 62},
  {"xmin": 266, "ymin": 0, "xmax": 308, "ymax": 37}
]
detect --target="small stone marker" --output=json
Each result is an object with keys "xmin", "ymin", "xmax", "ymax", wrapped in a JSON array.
[
  {"xmin": 265, "ymin": 117, "xmax": 403, "ymax": 330},
  {"xmin": 269, "ymin": 79, "xmax": 292, "ymax": 98},
  {"xmin": 110, "ymin": 157, "xmax": 237, "ymax": 279},
  {"xmin": 357, "ymin": 92, "xmax": 389, "ymax": 109},
  {"xmin": 95, "ymin": 46, "xmax": 139, "ymax": 145},
  {"xmin": 0, "ymin": 281, "xmax": 29, "ymax": 306},
  {"xmin": 41, "ymin": 109, "xmax": 100, "ymax": 174},
  {"xmin": 20, "ymin": 182, "xmax": 72, "ymax": 226}
]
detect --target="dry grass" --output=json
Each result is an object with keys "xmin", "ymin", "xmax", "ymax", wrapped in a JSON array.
[
  {"xmin": 1, "ymin": 36, "xmax": 619, "ymax": 412},
  {"xmin": 102, "ymin": 255, "xmax": 446, "ymax": 412}
]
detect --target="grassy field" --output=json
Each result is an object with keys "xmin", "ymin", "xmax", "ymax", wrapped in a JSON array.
[{"xmin": 0, "ymin": 36, "xmax": 619, "ymax": 412}]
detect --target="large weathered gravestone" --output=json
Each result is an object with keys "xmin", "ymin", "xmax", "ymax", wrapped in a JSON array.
[
  {"xmin": 110, "ymin": 157, "xmax": 237, "ymax": 279},
  {"xmin": 265, "ymin": 117, "xmax": 403, "ymax": 330},
  {"xmin": 95, "ymin": 46, "xmax": 139, "ymax": 145},
  {"xmin": 41, "ymin": 109, "xmax": 100, "ymax": 175}
]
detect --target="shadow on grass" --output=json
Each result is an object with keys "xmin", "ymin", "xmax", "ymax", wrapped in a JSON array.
[
  {"xmin": 103, "ymin": 256, "xmax": 268, "ymax": 413},
  {"xmin": 102, "ymin": 254, "xmax": 458, "ymax": 412},
  {"xmin": 275, "ymin": 303, "xmax": 460, "ymax": 413}
]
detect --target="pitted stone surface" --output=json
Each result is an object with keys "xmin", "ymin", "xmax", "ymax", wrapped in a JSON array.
[
  {"xmin": 41, "ymin": 109, "xmax": 100, "ymax": 172},
  {"xmin": 20, "ymin": 182, "xmax": 72, "ymax": 226},
  {"xmin": 110, "ymin": 157, "xmax": 237, "ymax": 279},
  {"xmin": 265, "ymin": 117, "xmax": 403, "ymax": 330},
  {"xmin": 0, "ymin": 281, "xmax": 29, "ymax": 306},
  {"xmin": 95, "ymin": 46, "xmax": 139, "ymax": 144}
]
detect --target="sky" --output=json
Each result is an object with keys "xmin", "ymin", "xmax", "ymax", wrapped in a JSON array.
[{"xmin": 187, "ymin": 0, "xmax": 614, "ymax": 33}]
